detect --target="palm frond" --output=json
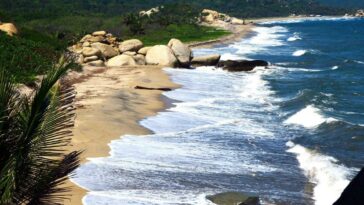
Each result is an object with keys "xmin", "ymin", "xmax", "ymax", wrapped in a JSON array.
[{"xmin": 0, "ymin": 56, "xmax": 82, "ymax": 205}]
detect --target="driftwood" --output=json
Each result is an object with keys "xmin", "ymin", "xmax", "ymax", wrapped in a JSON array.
[{"xmin": 134, "ymin": 86, "xmax": 172, "ymax": 91}]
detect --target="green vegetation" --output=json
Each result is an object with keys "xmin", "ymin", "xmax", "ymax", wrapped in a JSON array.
[
  {"xmin": 120, "ymin": 3, "xmax": 230, "ymax": 45},
  {"xmin": 0, "ymin": 32, "xmax": 62, "ymax": 83},
  {"xmin": 136, "ymin": 24, "xmax": 231, "ymax": 46},
  {"xmin": 0, "ymin": 58, "xmax": 81, "ymax": 204}
]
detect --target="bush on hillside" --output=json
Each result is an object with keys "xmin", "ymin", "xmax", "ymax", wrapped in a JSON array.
[{"xmin": 0, "ymin": 32, "xmax": 59, "ymax": 83}]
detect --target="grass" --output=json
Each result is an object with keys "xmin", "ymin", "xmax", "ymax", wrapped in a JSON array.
[
  {"xmin": 0, "ymin": 32, "xmax": 60, "ymax": 83},
  {"xmin": 134, "ymin": 24, "xmax": 231, "ymax": 46}
]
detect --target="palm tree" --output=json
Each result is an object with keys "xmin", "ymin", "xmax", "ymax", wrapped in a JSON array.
[{"xmin": 0, "ymin": 57, "xmax": 82, "ymax": 205}]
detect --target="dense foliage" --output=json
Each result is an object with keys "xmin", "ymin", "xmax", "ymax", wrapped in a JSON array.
[
  {"xmin": 0, "ymin": 58, "xmax": 81, "ymax": 204},
  {"xmin": 0, "ymin": 0, "xmax": 348, "ymax": 21},
  {"xmin": 0, "ymin": 32, "xmax": 64, "ymax": 83},
  {"xmin": 318, "ymin": 0, "xmax": 364, "ymax": 8}
]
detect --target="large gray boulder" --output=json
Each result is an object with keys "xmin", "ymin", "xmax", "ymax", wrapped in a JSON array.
[
  {"xmin": 91, "ymin": 42, "xmax": 118, "ymax": 59},
  {"xmin": 107, "ymin": 55, "xmax": 136, "ymax": 67},
  {"xmin": 145, "ymin": 45, "xmax": 178, "ymax": 67},
  {"xmin": 167, "ymin": 38, "xmax": 192, "ymax": 67},
  {"xmin": 206, "ymin": 192, "xmax": 260, "ymax": 205},
  {"xmin": 217, "ymin": 60, "xmax": 269, "ymax": 72},
  {"xmin": 191, "ymin": 54, "xmax": 221, "ymax": 66},
  {"xmin": 119, "ymin": 39, "xmax": 144, "ymax": 53}
]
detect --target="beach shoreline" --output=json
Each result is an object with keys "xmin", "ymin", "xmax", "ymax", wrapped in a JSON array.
[
  {"xmin": 62, "ymin": 15, "xmax": 318, "ymax": 205},
  {"xmin": 62, "ymin": 65, "xmax": 179, "ymax": 205}
]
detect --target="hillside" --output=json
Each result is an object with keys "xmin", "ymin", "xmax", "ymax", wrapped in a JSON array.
[
  {"xmin": 318, "ymin": 0, "xmax": 364, "ymax": 8},
  {"xmin": 0, "ymin": 0, "xmax": 346, "ymax": 21}
]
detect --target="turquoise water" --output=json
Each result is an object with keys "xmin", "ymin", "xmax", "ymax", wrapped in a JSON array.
[{"xmin": 72, "ymin": 17, "xmax": 363, "ymax": 205}]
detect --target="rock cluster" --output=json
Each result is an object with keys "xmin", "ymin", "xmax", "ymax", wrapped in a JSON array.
[
  {"xmin": 69, "ymin": 32, "xmax": 193, "ymax": 68},
  {"xmin": 201, "ymin": 9, "xmax": 246, "ymax": 25},
  {"xmin": 206, "ymin": 192, "xmax": 260, "ymax": 205},
  {"xmin": 355, "ymin": 10, "xmax": 364, "ymax": 17},
  {"xmin": 0, "ymin": 22, "xmax": 18, "ymax": 36}
]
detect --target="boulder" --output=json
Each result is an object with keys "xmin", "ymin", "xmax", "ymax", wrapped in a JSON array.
[
  {"xmin": 145, "ymin": 45, "xmax": 178, "ymax": 67},
  {"xmin": 231, "ymin": 17, "xmax": 245, "ymax": 25},
  {"xmin": 82, "ymin": 47, "xmax": 101, "ymax": 57},
  {"xmin": 191, "ymin": 54, "xmax": 221, "ymax": 66},
  {"xmin": 80, "ymin": 34, "xmax": 92, "ymax": 42},
  {"xmin": 201, "ymin": 9, "xmax": 220, "ymax": 23},
  {"xmin": 84, "ymin": 56, "xmax": 99, "ymax": 63},
  {"xmin": 107, "ymin": 55, "xmax": 136, "ymax": 67},
  {"xmin": 217, "ymin": 60, "xmax": 269, "ymax": 72},
  {"xmin": 168, "ymin": 38, "xmax": 192, "ymax": 67},
  {"xmin": 82, "ymin": 41, "xmax": 91, "ymax": 47},
  {"xmin": 0, "ymin": 23, "xmax": 18, "ymax": 36},
  {"xmin": 206, "ymin": 192, "xmax": 260, "ymax": 205},
  {"xmin": 133, "ymin": 54, "xmax": 146, "ymax": 65},
  {"xmin": 88, "ymin": 60, "xmax": 104, "ymax": 67},
  {"xmin": 123, "ymin": 51, "xmax": 137, "ymax": 56},
  {"xmin": 138, "ymin": 46, "xmax": 152, "ymax": 55},
  {"xmin": 92, "ymin": 30, "xmax": 107, "ymax": 36},
  {"xmin": 88, "ymin": 36, "xmax": 105, "ymax": 43},
  {"xmin": 91, "ymin": 42, "xmax": 118, "ymax": 59},
  {"xmin": 334, "ymin": 168, "xmax": 364, "ymax": 205},
  {"xmin": 119, "ymin": 39, "xmax": 144, "ymax": 53}
]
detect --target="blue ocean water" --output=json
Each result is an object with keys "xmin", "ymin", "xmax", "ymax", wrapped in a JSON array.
[{"xmin": 72, "ymin": 17, "xmax": 364, "ymax": 205}]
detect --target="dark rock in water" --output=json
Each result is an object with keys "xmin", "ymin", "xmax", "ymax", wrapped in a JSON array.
[
  {"xmin": 135, "ymin": 86, "xmax": 172, "ymax": 91},
  {"xmin": 217, "ymin": 60, "xmax": 269, "ymax": 72},
  {"xmin": 334, "ymin": 168, "xmax": 364, "ymax": 205},
  {"xmin": 206, "ymin": 192, "xmax": 260, "ymax": 205}
]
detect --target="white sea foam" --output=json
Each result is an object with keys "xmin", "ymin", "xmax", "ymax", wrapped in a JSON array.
[
  {"xmin": 83, "ymin": 190, "xmax": 216, "ymax": 205},
  {"xmin": 331, "ymin": 65, "xmax": 339, "ymax": 70},
  {"xmin": 287, "ymin": 33, "xmax": 302, "ymax": 42},
  {"xmin": 229, "ymin": 26, "xmax": 288, "ymax": 56},
  {"xmin": 286, "ymin": 142, "xmax": 356, "ymax": 205},
  {"xmin": 354, "ymin": 60, "xmax": 364, "ymax": 65},
  {"xmin": 284, "ymin": 105, "xmax": 337, "ymax": 128},
  {"xmin": 293, "ymin": 50, "xmax": 307, "ymax": 56},
  {"xmin": 259, "ymin": 16, "xmax": 358, "ymax": 25}
]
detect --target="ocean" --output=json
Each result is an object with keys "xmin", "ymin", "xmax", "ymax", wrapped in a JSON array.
[{"xmin": 72, "ymin": 17, "xmax": 364, "ymax": 205}]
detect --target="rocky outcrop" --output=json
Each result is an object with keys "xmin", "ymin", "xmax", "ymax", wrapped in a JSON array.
[
  {"xmin": 191, "ymin": 54, "xmax": 221, "ymax": 66},
  {"xmin": 70, "ymin": 32, "xmax": 192, "ymax": 68},
  {"xmin": 0, "ymin": 23, "xmax": 18, "ymax": 36},
  {"xmin": 334, "ymin": 168, "xmax": 364, "ymax": 205},
  {"xmin": 218, "ymin": 60, "xmax": 269, "ymax": 72},
  {"xmin": 355, "ymin": 10, "xmax": 364, "ymax": 17},
  {"xmin": 206, "ymin": 192, "xmax": 260, "ymax": 205},
  {"xmin": 107, "ymin": 55, "xmax": 136, "ymax": 67},
  {"xmin": 119, "ymin": 39, "xmax": 144, "ymax": 53},
  {"xmin": 145, "ymin": 45, "xmax": 178, "ymax": 67},
  {"xmin": 201, "ymin": 9, "xmax": 232, "ymax": 24},
  {"xmin": 168, "ymin": 38, "xmax": 192, "ymax": 67}
]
